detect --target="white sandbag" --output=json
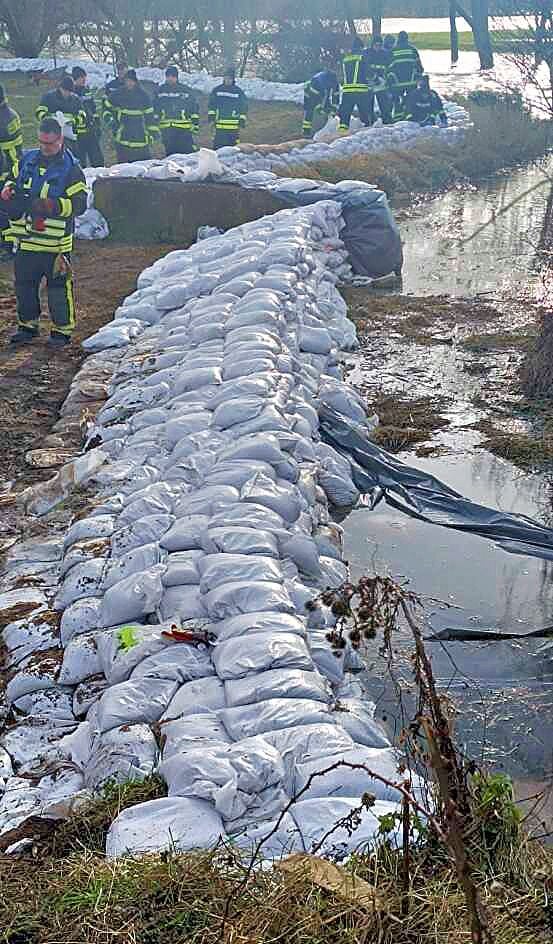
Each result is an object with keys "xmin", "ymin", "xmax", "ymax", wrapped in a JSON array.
[
  {"xmin": 58, "ymin": 633, "xmax": 102, "ymax": 686},
  {"xmin": 170, "ymin": 366, "xmax": 222, "ymax": 396},
  {"xmin": 318, "ymin": 556, "xmax": 349, "ymax": 588},
  {"xmin": 263, "ymin": 723, "xmax": 354, "ymax": 770},
  {"xmin": 291, "ymin": 797, "xmax": 401, "ymax": 858},
  {"xmin": 97, "ymin": 624, "xmax": 171, "ymax": 684},
  {"xmin": 212, "ymin": 611, "xmax": 306, "ymax": 644},
  {"xmin": 213, "ymin": 631, "xmax": 312, "ymax": 681},
  {"xmin": 106, "ymin": 797, "xmax": 226, "ymax": 858},
  {"xmin": 111, "ymin": 514, "xmax": 174, "ymax": 556},
  {"xmin": 160, "ymin": 515, "xmax": 212, "ymax": 551},
  {"xmin": 204, "ymin": 459, "xmax": 277, "ymax": 489},
  {"xmin": 158, "ymin": 584, "xmax": 206, "ymax": 621},
  {"xmin": 204, "ymin": 527, "xmax": 279, "ymax": 559},
  {"xmin": 212, "ymin": 396, "xmax": 269, "ymax": 431},
  {"xmin": 309, "ymin": 630, "xmax": 345, "ymax": 685},
  {"xmin": 173, "ymin": 485, "xmax": 239, "ymax": 518},
  {"xmin": 60, "ymin": 597, "xmax": 103, "ymax": 646},
  {"xmin": 161, "ymin": 676, "xmax": 226, "ymax": 720},
  {"xmin": 231, "ymin": 812, "xmax": 303, "ymax": 855},
  {"xmin": 96, "ymin": 677, "xmax": 179, "ymax": 733},
  {"xmin": 99, "ymin": 565, "xmax": 165, "ymax": 628},
  {"xmin": 117, "ymin": 482, "xmax": 177, "ymax": 523},
  {"xmin": 60, "ymin": 537, "xmax": 111, "ymax": 578},
  {"xmin": 102, "ymin": 543, "xmax": 163, "ymax": 591},
  {"xmin": 294, "ymin": 746, "xmax": 404, "ymax": 802},
  {"xmin": 54, "ymin": 559, "xmax": 105, "ymax": 610},
  {"xmin": 205, "ymin": 581, "xmax": 295, "ymax": 622},
  {"xmin": 198, "ymin": 554, "xmax": 283, "ymax": 593},
  {"xmin": 218, "ymin": 433, "xmax": 283, "ymax": 466},
  {"xmin": 163, "ymin": 550, "xmax": 204, "ymax": 587},
  {"xmin": 164, "ymin": 411, "xmax": 212, "ymax": 445},
  {"xmin": 333, "ymin": 699, "xmax": 390, "ymax": 749},
  {"xmin": 220, "ymin": 698, "xmax": 331, "ymax": 741},
  {"xmin": 319, "ymin": 379, "xmax": 367, "ymax": 425},
  {"xmin": 241, "ymin": 479, "xmax": 302, "ymax": 531},
  {"xmin": 84, "ymin": 724, "xmax": 158, "ymax": 789},
  {"xmin": 279, "ymin": 534, "xmax": 321, "ymax": 577},
  {"xmin": 130, "ymin": 644, "xmax": 214, "ymax": 683},
  {"xmin": 161, "ymin": 713, "xmax": 231, "ymax": 758},
  {"xmin": 209, "ymin": 502, "xmax": 285, "ymax": 533},
  {"xmin": 161, "ymin": 735, "xmax": 288, "ymax": 825},
  {"xmin": 224, "ymin": 668, "xmax": 330, "ymax": 709}
]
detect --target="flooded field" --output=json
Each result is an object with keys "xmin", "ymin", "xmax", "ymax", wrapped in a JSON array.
[{"xmin": 344, "ymin": 161, "xmax": 553, "ymax": 801}]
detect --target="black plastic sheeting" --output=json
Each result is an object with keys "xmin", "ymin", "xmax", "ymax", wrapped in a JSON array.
[
  {"xmin": 275, "ymin": 187, "xmax": 403, "ymax": 279},
  {"xmin": 320, "ymin": 406, "xmax": 553, "ymax": 563}
]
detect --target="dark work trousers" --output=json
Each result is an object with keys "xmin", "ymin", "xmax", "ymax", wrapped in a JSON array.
[
  {"xmin": 213, "ymin": 130, "xmax": 240, "ymax": 149},
  {"xmin": 303, "ymin": 89, "xmax": 323, "ymax": 137},
  {"xmin": 375, "ymin": 90, "xmax": 393, "ymax": 124},
  {"xmin": 162, "ymin": 128, "xmax": 195, "ymax": 156},
  {"xmin": 115, "ymin": 145, "xmax": 151, "ymax": 164},
  {"xmin": 15, "ymin": 250, "xmax": 75, "ymax": 337},
  {"xmin": 76, "ymin": 132, "xmax": 104, "ymax": 168},
  {"xmin": 338, "ymin": 90, "xmax": 374, "ymax": 130}
]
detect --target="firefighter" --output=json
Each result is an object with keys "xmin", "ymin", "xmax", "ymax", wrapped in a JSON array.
[
  {"xmin": 0, "ymin": 84, "xmax": 22, "ymax": 257},
  {"xmin": 208, "ymin": 66, "xmax": 248, "ymax": 149},
  {"xmin": 338, "ymin": 36, "xmax": 372, "ymax": 131},
  {"xmin": 102, "ymin": 58, "xmax": 127, "ymax": 128},
  {"xmin": 107, "ymin": 69, "xmax": 158, "ymax": 164},
  {"xmin": 154, "ymin": 65, "xmax": 200, "ymax": 156},
  {"xmin": 405, "ymin": 75, "xmax": 447, "ymax": 126},
  {"xmin": 36, "ymin": 75, "xmax": 86, "ymax": 143},
  {"xmin": 1, "ymin": 117, "xmax": 87, "ymax": 347},
  {"xmin": 365, "ymin": 36, "xmax": 393, "ymax": 125},
  {"xmin": 388, "ymin": 30, "xmax": 423, "ymax": 119},
  {"xmin": 72, "ymin": 66, "xmax": 104, "ymax": 167},
  {"xmin": 302, "ymin": 69, "xmax": 339, "ymax": 137}
]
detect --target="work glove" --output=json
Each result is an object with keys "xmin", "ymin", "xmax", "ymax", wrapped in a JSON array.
[
  {"xmin": 1, "ymin": 183, "xmax": 14, "ymax": 201},
  {"xmin": 31, "ymin": 197, "xmax": 58, "ymax": 217}
]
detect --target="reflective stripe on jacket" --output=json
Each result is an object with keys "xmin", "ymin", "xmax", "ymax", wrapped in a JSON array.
[
  {"xmin": 36, "ymin": 89, "xmax": 86, "ymax": 135},
  {"xmin": 208, "ymin": 83, "xmax": 248, "ymax": 131},
  {"xmin": 109, "ymin": 86, "xmax": 157, "ymax": 147},
  {"xmin": 341, "ymin": 53, "xmax": 370, "ymax": 92},
  {"xmin": 0, "ymin": 102, "xmax": 22, "ymax": 183},
  {"xmin": 6, "ymin": 147, "xmax": 87, "ymax": 253},
  {"xmin": 154, "ymin": 82, "xmax": 200, "ymax": 131}
]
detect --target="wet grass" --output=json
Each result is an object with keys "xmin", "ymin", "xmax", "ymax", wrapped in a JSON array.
[
  {"xmin": 369, "ymin": 391, "xmax": 450, "ymax": 452},
  {"xmin": 460, "ymin": 330, "xmax": 537, "ymax": 354},
  {"xmin": 472, "ymin": 418, "xmax": 553, "ymax": 471}
]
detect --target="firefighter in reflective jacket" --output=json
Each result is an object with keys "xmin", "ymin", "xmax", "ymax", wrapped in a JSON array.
[
  {"xmin": 2, "ymin": 117, "xmax": 87, "ymax": 347},
  {"xmin": 36, "ymin": 75, "xmax": 86, "ymax": 142},
  {"xmin": 107, "ymin": 69, "xmax": 158, "ymax": 163},
  {"xmin": 302, "ymin": 70, "xmax": 339, "ymax": 137},
  {"xmin": 208, "ymin": 66, "xmax": 248, "ymax": 149},
  {"xmin": 405, "ymin": 75, "xmax": 447, "ymax": 126},
  {"xmin": 72, "ymin": 66, "xmax": 104, "ymax": 167},
  {"xmin": 339, "ymin": 37, "xmax": 372, "ymax": 131},
  {"xmin": 388, "ymin": 30, "xmax": 423, "ymax": 118},
  {"xmin": 365, "ymin": 36, "xmax": 393, "ymax": 124},
  {"xmin": 154, "ymin": 66, "xmax": 200, "ymax": 156},
  {"xmin": 102, "ymin": 59, "xmax": 127, "ymax": 128},
  {"xmin": 0, "ymin": 84, "xmax": 22, "ymax": 254}
]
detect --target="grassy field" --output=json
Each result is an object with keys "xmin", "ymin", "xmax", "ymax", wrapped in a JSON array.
[{"xmin": 359, "ymin": 29, "xmax": 525, "ymax": 52}]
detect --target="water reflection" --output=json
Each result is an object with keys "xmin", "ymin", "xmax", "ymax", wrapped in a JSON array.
[{"xmin": 399, "ymin": 160, "xmax": 553, "ymax": 298}]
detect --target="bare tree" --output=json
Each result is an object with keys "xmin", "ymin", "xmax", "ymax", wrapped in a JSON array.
[{"xmin": 497, "ymin": 3, "xmax": 553, "ymax": 117}]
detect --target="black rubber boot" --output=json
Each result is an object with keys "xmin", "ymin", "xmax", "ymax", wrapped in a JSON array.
[
  {"xmin": 10, "ymin": 327, "xmax": 38, "ymax": 345},
  {"xmin": 48, "ymin": 331, "xmax": 71, "ymax": 348}
]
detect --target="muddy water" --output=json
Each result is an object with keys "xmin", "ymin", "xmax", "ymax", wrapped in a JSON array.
[
  {"xmin": 345, "ymin": 164, "xmax": 553, "ymax": 789},
  {"xmin": 397, "ymin": 159, "xmax": 553, "ymax": 298}
]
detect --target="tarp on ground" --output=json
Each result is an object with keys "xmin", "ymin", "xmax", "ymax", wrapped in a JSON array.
[
  {"xmin": 320, "ymin": 406, "xmax": 553, "ymax": 562},
  {"xmin": 274, "ymin": 188, "xmax": 403, "ymax": 279}
]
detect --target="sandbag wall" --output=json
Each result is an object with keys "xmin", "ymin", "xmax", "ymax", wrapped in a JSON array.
[{"xmin": 1, "ymin": 201, "xmax": 419, "ymax": 858}]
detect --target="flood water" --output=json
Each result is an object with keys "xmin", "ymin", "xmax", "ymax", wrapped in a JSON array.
[{"xmin": 344, "ymin": 162, "xmax": 553, "ymax": 788}]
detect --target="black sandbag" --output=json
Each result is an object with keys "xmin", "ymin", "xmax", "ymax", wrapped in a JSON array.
[
  {"xmin": 274, "ymin": 187, "xmax": 403, "ymax": 279},
  {"xmin": 319, "ymin": 406, "xmax": 553, "ymax": 561}
]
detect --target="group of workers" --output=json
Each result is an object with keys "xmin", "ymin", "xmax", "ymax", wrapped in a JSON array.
[
  {"xmin": 0, "ymin": 31, "xmax": 446, "ymax": 350},
  {"xmin": 303, "ymin": 30, "xmax": 447, "ymax": 137},
  {"xmin": 33, "ymin": 62, "xmax": 248, "ymax": 165}
]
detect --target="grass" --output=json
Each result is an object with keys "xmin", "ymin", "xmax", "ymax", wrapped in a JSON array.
[
  {"xmin": 460, "ymin": 330, "xmax": 537, "ymax": 354},
  {"xmin": 279, "ymin": 101, "xmax": 553, "ymax": 201},
  {"xmin": 1, "ymin": 786, "xmax": 552, "ymax": 944},
  {"xmin": 367, "ymin": 391, "xmax": 449, "ymax": 452},
  {"xmin": 472, "ymin": 417, "xmax": 553, "ymax": 470}
]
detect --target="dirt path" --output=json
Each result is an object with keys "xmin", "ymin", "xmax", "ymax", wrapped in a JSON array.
[{"xmin": 0, "ymin": 242, "xmax": 172, "ymax": 491}]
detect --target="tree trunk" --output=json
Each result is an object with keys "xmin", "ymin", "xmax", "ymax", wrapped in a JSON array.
[
  {"xmin": 222, "ymin": 12, "xmax": 236, "ymax": 65},
  {"xmin": 470, "ymin": 0, "xmax": 494, "ymax": 70},
  {"xmin": 372, "ymin": 0, "xmax": 383, "ymax": 40},
  {"xmin": 0, "ymin": 0, "xmax": 50, "ymax": 57},
  {"xmin": 449, "ymin": 0, "xmax": 459, "ymax": 64}
]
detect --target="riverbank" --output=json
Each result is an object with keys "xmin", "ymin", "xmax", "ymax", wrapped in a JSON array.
[{"xmin": 281, "ymin": 101, "xmax": 553, "ymax": 201}]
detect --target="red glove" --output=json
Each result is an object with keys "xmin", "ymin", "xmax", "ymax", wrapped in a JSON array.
[{"xmin": 31, "ymin": 197, "xmax": 58, "ymax": 217}]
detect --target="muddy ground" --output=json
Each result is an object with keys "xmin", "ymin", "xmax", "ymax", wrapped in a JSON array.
[{"xmin": 0, "ymin": 243, "xmax": 173, "ymax": 488}]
